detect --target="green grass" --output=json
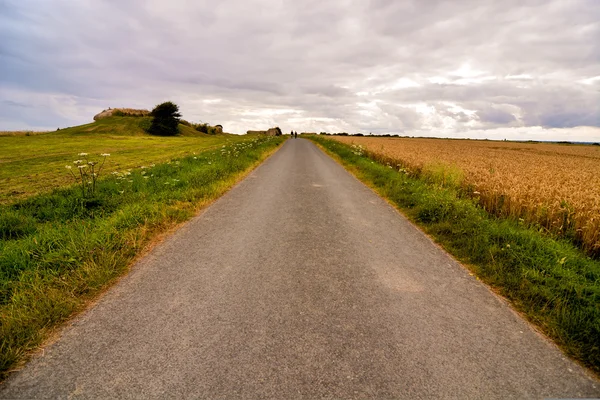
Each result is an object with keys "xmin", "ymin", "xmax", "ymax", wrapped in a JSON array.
[
  {"xmin": 308, "ymin": 136, "xmax": 600, "ymax": 374},
  {"xmin": 0, "ymin": 133, "xmax": 285, "ymax": 378},
  {"xmin": 0, "ymin": 116, "xmax": 246, "ymax": 204}
]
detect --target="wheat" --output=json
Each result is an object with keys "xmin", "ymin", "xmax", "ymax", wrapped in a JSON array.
[{"xmin": 333, "ymin": 137, "xmax": 600, "ymax": 256}]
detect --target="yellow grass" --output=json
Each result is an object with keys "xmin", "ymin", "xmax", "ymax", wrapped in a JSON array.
[{"xmin": 332, "ymin": 136, "xmax": 600, "ymax": 255}]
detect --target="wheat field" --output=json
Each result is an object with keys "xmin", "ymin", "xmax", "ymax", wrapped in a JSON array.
[{"xmin": 331, "ymin": 136, "xmax": 600, "ymax": 256}]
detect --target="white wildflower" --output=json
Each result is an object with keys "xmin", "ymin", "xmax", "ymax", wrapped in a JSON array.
[
  {"xmin": 78, "ymin": 152, "xmax": 88, "ymax": 156},
  {"xmin": 65, "ymin": 165, "xmax": 72, "ymax": 169},
  {"xmin": 100, "ymin": 153, "xmax": 110, "ymax": 157}
]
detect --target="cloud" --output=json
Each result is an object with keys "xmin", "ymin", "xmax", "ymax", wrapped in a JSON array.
[{"xmin": 0, "ymin": 0, "xmax": 599, "ymax": 141}]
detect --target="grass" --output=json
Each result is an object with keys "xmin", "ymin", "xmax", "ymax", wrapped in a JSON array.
[
  {"xmin": 0, "ymin": 116, "xmax": 247, "ymax": 204},
  {"xmin": 0, "ymin": 131, "xmax": 285, "ymax": 378},
  {"xmin": 308, "ymin": 135, "xmax": 600, "ymax": 374}
]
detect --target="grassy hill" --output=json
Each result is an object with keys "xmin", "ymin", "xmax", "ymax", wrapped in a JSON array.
[
  {"xmin": 0, "ymin": 116, "xmax": 247, "ymax": 204},
  {"xmin": 62, "ymin": 116, "xmax": 205, "ymax": 137}
]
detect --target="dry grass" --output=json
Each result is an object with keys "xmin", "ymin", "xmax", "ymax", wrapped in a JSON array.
[
  {"xmin": 0, "ymin": 131, "xmax": 49, "ymax": 137},
  {"xmin": 112, "ymin": 108, "xmax": 150, "ymax": 117},
  {"xmin": 332, "ymin": 136, "xmax": 600, "ymax": 256}
]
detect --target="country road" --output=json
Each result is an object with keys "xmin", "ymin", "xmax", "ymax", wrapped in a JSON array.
[{"xmin": 1, "ymin": 138, "xmax": 598, "ymax": 399}]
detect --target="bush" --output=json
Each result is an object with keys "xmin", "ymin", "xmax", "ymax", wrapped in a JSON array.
[{"xmin": 148, "ymin": 102, "xmax": 181, "ymax": 136}]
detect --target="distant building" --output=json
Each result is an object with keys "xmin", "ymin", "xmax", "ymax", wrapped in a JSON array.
[{"xmin": 247, "ymin": 127, "xmax": 282, "ymax": 136}]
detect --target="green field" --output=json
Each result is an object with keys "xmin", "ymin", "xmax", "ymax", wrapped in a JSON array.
[
  {"xmin": 0, "ymin": 117, "xmax": 286, "ymax": 377},
  {"xmin": 0, "ymin": 117, "xmax": 250, "ymax": 204}
]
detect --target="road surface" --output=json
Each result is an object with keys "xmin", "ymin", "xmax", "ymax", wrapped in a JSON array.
[{"xmin": 1, "ymin": 138, "xmax": 598, "ymax": 399}]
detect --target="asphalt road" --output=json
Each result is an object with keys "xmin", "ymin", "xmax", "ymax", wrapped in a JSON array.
[{"xmin": 2, "ymin": 138, "xmax": 598, "ymax": 399}]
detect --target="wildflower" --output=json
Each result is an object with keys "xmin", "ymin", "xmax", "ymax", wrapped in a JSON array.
[
  {"xmin": 100, "ymin": 153, "xmax": 110, "ymax": 157},
  {"xmin": 119, "ymin": 190, "xmax": 124, "ymax": 194},
  {"xmin": 88, "ymin": 161, "xmax": 97, "ymax": 166},
  {"xmin": 65, "ymin": 165, "xmax": 72, "ymax": 169},
  {"xmin": 78, "ymin": 152, "xmax": 88, "ymax": 156},
  {"xmin": 78, "ymin": 165, "xmax": 87, "ymax": 169},
  {"xmin": 473, "ymin": 191, "xmax": 481, "ymax": 195},
  {"xmin": 143, "ymin": 176, "xmax": 149, "ymax": 179},
  {"xmin": 73, "ymin": 160, "xmax": 83, "ymax": 165}
]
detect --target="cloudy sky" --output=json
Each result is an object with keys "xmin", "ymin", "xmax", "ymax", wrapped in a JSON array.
[{"xmin": 1, "ymin": 0, "xmax": 599, "ymax": 140}]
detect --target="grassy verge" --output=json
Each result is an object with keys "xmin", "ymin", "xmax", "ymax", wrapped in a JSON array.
[
  {"xmin": 307, "ymin": 136, "xmax": 600, "ymax": 374},
  {"xmin": 0, "ymin": 116, "xmax": 244, "ymax": 204},
  {"xmin": 0, "ymin": 135, "xmax": 285, "ymax": 377}
]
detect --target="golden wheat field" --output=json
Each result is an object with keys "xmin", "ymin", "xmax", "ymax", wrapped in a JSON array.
[{"xmin": 332, "ymin": 136, "xmax": 600, "ymax": 255}]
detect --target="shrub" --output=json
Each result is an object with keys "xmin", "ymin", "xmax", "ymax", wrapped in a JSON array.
[
  {"xmin": 148, "ymin": 102, "xmax": 181, "ymax": 136},
  {"xmin": 195, "ymin": 123, "xmax": 209, "ymax": 134}
]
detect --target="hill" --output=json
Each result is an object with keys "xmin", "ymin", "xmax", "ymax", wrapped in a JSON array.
[
  {"xmin": 58, "ymin": 116, "xmax": 209, "ymax": 137},
  {"xmin": 0, "ymin": 116, "xmax": 245, "ymax": 204}
]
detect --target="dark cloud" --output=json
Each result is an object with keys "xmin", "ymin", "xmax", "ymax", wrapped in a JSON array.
[{"xmin": 0, "ymin": 0, "xmax": 599, "ymax": 140}]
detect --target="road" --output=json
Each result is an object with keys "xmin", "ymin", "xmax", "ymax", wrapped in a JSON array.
[{"xmin": 1, "ymin": 138, "xmax": 598, "ymax": 399}]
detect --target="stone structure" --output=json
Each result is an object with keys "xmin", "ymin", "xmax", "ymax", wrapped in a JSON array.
[
  {"xmin": 93, "ymin": 108, "xmax": 150, "ymax": 121},
  {"xmin": 266, "ymin": 127, "xmax": 282, "ymax": 136}
]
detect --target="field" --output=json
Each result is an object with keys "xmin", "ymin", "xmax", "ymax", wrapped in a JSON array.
[
  {"xmin": 331, "ymin": 136, "xmax": 600, "ymax": 257},
  {"xmin": 0, "ymin": 116, "xmax": 245, "ymax": 204},
  {"xmin": 0, "ymin": 116, "xmax": 286, "ymax": 377}
]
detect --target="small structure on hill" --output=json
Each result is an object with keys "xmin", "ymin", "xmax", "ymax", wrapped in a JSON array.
[
  {"xmin": 93, "ymin": 108, "xmax": 150, "ymax": 121},
  {"xmin": 266, "ymin": 127, "xmax": 282, "ymax": 136},
  {"xmin": 246, "ymin": 127, "xmax": 282, "ymax": 136}
]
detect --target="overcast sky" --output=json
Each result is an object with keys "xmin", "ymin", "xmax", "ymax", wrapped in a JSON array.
[{"xmin": 1, "ymin": 0, "xmax": 599, "ymax": 140}]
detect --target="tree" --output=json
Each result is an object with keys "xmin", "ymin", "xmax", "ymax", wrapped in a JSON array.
[{"xmin": 148, "ymin": 101, "xmax": 181, "ymax": 136}]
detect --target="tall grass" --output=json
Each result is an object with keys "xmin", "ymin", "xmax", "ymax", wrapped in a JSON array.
[
  {"xmin": 310, "ymin": 136, "xmax": 600, "ymax": 374},
  {"xmin": 0, "ymin": 136, "xmax": 285, "ymax": 377}
]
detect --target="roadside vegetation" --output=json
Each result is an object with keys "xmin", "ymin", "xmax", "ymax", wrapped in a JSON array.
[
  {"xmin": 0, "ymin": 130, "xmax": 285, "ymax": 377},
  {"xmin": 331, "ymin": 136, "xmax": 600, "ymax": 258},
  {"xmin": 307, "ymin": 135, "xmax": 600, "ymax": 374},
  {"xmin": 0, "ymin": 116, "xmax": 242, "ymax": 204}
]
